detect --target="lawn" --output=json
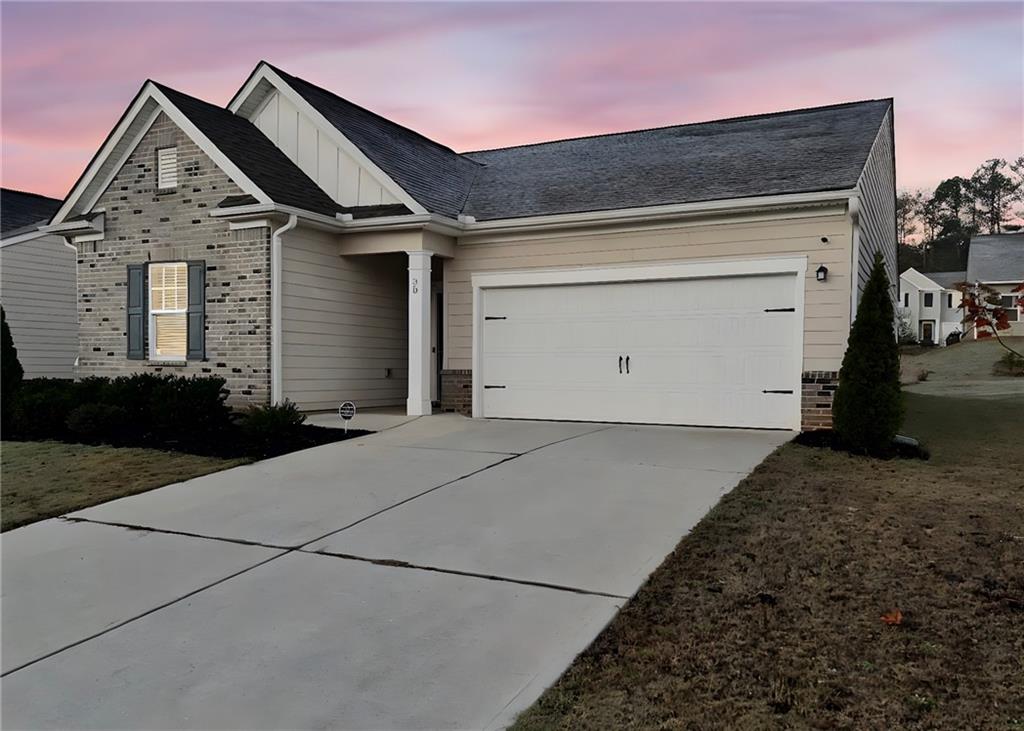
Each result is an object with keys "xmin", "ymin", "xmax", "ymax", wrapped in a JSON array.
[
  {"xmin": 513, "ymin": 392, "xmax": 1024, "ymax": 729},
  {"xmin": 1, "ymin": 441, "xmax": 246, "ymax": 532}
]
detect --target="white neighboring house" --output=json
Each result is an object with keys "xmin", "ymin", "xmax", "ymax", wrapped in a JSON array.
[
  {"xmin": 0, "ymin": 189, "xmax": 77, "ymax": 378},
  {"xmin": 964, "ymin": 233, "xmax": 1024, "ymax": 339},
  {"xmin": 898, "ymin": 268, "xmax": 965, "ymax": 345}
]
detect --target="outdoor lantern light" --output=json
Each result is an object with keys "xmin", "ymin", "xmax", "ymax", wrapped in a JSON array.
[{"xmin": 816, "ymin": 265, "xmax": 828, "ymax": 282}]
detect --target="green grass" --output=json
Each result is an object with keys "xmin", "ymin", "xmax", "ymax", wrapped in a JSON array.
[
  {"xmin": 1, "ymin": 441, "xmax": 246, "ymax": 531},
  {"xmin": 512, "ymin": 392, "xmax": 1024, "ymax": 729}
]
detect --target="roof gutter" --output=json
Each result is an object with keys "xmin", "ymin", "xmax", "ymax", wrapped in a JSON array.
[{"xmin": 209, "ymin": 189, "xmax": 855, "ymax": 238}]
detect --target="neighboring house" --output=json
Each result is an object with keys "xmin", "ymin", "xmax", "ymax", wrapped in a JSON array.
[
  {"xmin": 965, "ymin": 233, "xmax": 1024, "ymax": 338},
  {"xmin": 898, "ymin": 233, "xmax": 1024, "ymax": 344},
  {"xmin": 898, "ymin": 268, "xmax": 965, "ymax": 345},
  {"xmin": 43, "ymin": 61, "xmax": 896, "ymax": 431},
  {"xmin": 0, "ymin": 188, "xmax": 77, "ymax": 378}
]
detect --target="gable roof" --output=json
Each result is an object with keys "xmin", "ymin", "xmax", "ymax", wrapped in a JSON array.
[
  {"xmin": 967, "ymin": 234, "xmax": 1024, "ymax": 283},
  {"xmin": 153, "ymin": 84, "xmax": 341, "ymax": 217},
  {"xmin": 1, "ymin": 188, "xmax": 62, "ymax": 236},
  {"xmin": 460, "ymin": 100, "xmax": 892, "ymax": 220},
  {"xmin": 266, "ymin": 65, "xmax": 480, "ymax": 219}
]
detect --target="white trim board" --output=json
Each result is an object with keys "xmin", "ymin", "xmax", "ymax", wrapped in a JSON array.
[
  {"xmin": 471, "ymin": 254, "xmax": 808, "ymax": 430},
  {"xmin": 228, "ymin": 62, "xmax": 427, "ymax": 215},
  {"xmin": 51, "ymin": 82, "xmax": 272, "ymax": 227}
]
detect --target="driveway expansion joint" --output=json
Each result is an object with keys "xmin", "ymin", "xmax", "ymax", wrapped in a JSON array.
[{"xmin": 305, "ymin": 548, "xmax": 628, "ymax": 600}]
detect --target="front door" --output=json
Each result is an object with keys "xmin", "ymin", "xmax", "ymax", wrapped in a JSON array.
[{"xmin": 921, "ymin": 321, "xmax": 935, "ymax": 344}]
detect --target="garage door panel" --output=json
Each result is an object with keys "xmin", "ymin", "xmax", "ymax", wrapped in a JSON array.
[{"xmin": 480, "ymin": 272, "xmax": 799, "ymax": 429}]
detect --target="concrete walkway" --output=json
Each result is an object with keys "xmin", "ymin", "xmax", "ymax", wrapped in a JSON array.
[{"xmin": 2, "ymin": 416, "xmax": 790, "ymax": 730}]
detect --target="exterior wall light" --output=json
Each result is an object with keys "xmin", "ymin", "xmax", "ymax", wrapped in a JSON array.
[{"xmin": 816, "ymin": 265, "xmax": 828, "ymax": 282}]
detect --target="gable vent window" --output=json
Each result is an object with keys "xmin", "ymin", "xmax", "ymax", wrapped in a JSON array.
[{"xmin": 157, "ymin": 146, "xmax": 178, "ymax": 190}]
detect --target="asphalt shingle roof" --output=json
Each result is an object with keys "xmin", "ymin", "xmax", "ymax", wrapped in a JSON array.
[
  {"xmin": 269, "ymin": 65, "xmax": 480, "ymax": 218},
  {"xmin": 155, "ymin": 83, "xmax": 342, "ymax": 218},
  {"xmin": 1, "ymin": 188, "xmax": 63, "ymax": 236},
  {"xmin": 460, "ymin": 100, "xmax": 892, "ymax": 220},
  {"xmin": 926, "ymin": 271, "xmax": 968, "ymax": 289},
  {"xmin": 967, "ymin": 234, "xmax": 1024, "ymax": 283}
]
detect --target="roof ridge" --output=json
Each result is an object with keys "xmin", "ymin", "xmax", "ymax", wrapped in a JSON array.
[
  {"xmin": 263, "ymin": 62, "xmax": 483, "ymax": 168},
  {"xmin": 462, "ymin": 98, "xmax": 894, "ymax": 155},
  {"xmin": 0, "ymin": 187, "xmax": 62, "ymax": 203}
]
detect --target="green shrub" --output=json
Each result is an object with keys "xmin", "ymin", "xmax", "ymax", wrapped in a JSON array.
[
  {"xmin": 1, "ymin": 307, "xmax": 24, "ymax": 435},
  {"xmin": 9, "ymin": 379, "xmax": 82, "ymax": 441},
  {"xmin": 994, "ymin": 350, "xmax": 1024, "ymax": 377},
  {"xmin": 66, "ymin": 403, "xmax": 130, "ymax": 444},
  {"xmin": 238, "ymin": 400, "xmax": 306, "ymax": 458},
  {"xmin": 832, "ymin": 252, "xmax": 903, "ymax": 456}
]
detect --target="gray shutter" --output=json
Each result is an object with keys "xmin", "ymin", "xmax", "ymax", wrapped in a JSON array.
[
  {"xmin": 186, "ymin": 261, "xmax": 205, "ymax": 360},
  {"xmin": 126, "ymin": 264, "xmax": 146, "ymax": 359}
]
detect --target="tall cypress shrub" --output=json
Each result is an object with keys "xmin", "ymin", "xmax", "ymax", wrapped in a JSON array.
[
  {"xmin": 832, "ymin": 252, "xmax": 902, "ymax": 455},
  {"xmin": 2, "ymin": 307, "xmax": 25, "ymax": 434}
]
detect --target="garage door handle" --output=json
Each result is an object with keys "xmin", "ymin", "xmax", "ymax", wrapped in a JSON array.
[
  {"xmin": 762, "ymin": 389, "xmax": 794, "ymax": 394},
  {"xmin": 619, "ymin": 356, "xmax": 623, "ymax": 374},
  {"xmin": 625, "ymin": 355, "xmax": 630, "ymax": 374},
  {"xmin": 764, "ymin": 307, "xmax": 795, "ymax": 312}
]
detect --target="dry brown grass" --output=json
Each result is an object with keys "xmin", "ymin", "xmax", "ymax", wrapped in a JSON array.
[
  {"xmin": 513, "ymin": 393, "xmax": 1024, "ymax": 730},
  {"xmin": 1, "ymin": 441, "xmax": 245, "ymax": 531}
]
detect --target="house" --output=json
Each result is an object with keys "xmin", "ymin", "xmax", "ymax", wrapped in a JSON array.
[
  {"xmin": 42, "ymin": 61, "xmax": 895, "ymax": 431},
  {"xmin": 0, "ymin": 188, "xmax": 77, "ymax": 378},
  {"xmin": 898, "ymin": 268, "xmax": 965, "ymax": 345},
  {"xmin": 898, "ymin": 233, "xmax": 1024, "ymax": 344},
  {"xmin": 965, "ymin": 233, "xmax": 1024, "ymax": 338}
]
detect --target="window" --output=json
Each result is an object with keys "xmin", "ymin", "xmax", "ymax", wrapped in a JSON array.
[
  {"xmin": 157, "ymin": 147, "xmax": 178, "ymax": 190},
  {"xmin": 1000, "ymin": 295, "xmax": 1020, "ymax": 322},
  {"xmin": 149, "ymin": 262, "xmax": 188, "ymax": 360},
  {"xmin": 947, "ymin": 293, "xmax": 954, "ymax": 309},
  {"xmin": 923, "ymin": 293, "xmax": 934, "ymax": 307},
  {"xmin": 903, "ymin": 292, "xmax": 909, "ymax": 307}
]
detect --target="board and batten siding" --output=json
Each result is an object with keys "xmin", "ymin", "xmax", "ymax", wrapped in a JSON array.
[
  {"xmin": 281, "ymin": 226, "xmax": 408, "ymax": 410},
  {"xmin": 253, "ymin": 91, "xmax": 401, "ymax": 209},
  {"xmin": 0, "ymin": 234, "xmax": 77, "ymax": 378},
  {"xmin": 444, "ymin": 212, "xmax": 855, "ymax": 373},
  {"xmin": 855, "ymin": 106, "xmax": 897, "ymax": 304}
]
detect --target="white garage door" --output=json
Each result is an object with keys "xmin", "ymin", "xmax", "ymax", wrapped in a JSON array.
[{"xmin": 478, "ymin": 273, "xmax": 800, "ymax": 429}]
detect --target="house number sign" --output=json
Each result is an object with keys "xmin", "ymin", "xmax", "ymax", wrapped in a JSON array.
[
  {"xmin": 411, "ymin": 278, "xmax": 419, "ymax": 294},
  {"xmin": 338, "ymin": 401, "xmax": 356, "ymax": 432}
]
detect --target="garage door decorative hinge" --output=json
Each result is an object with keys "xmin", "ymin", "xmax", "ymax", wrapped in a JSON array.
[
  {"xmin": 484, "ymin": 385, "xmax": 506, "ymax": 389},
  {"xmin": 484, "ymin": 316, "xmax": 507, "ymax": 320},
  {"xmin": 762, "ymin": 389, "xmax": 794, "ymax": 394},
  {"xmin": 763, "ymin": 307, "xmax": 795, "ymax": 312}
]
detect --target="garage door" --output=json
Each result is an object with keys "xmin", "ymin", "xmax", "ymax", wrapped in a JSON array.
[{"xmin": 478, "ymin": 273, "xmax": 800, "ymax": 429}]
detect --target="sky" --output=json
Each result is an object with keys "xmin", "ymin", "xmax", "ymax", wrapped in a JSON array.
[{"xmin": 1, "ymin": 1, "xmax": 1022, "ymax": 200}]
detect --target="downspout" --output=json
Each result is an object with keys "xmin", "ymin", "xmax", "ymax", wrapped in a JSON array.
[
  {"xmin": 848, "ymin": 196, "xmax": 861, "ymax": 325},
  {"xmin": 270, "ymin": 214, "xmax": 298, "ymax": 404}
]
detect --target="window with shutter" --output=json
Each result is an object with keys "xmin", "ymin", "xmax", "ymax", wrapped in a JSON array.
[
  {"xmin": 149, "ymin": 262, "xmax": 188, "ymax": 360},
  {"xmin": 157, "ymin": 147, "xmax": 178, "ymax": 190}
]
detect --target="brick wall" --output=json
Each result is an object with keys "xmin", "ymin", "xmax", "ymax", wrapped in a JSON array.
[
  {"xmin": 439, "ymin": 369, "xmax": 472, "ymax": 415},
  {"xmin": 801, "ymin": 371, "xmax": 839, "ymax": 431},
  {"xmin": 77, "ymin": 112, "xmax": 272, "ymax": 405}
]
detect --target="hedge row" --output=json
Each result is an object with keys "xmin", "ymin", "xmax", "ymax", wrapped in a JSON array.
[{"xmin": 5, "ymin": 374, "xmax": 322, "ymax": 459}]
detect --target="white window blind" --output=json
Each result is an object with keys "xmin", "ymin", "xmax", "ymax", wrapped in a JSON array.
[
  {"xmin": 157, "ymin": 147, "xmax": 178, "ymax": 190},
  {"xmin": 149, "ymin": 262, "xmax": 188, "ymax": 359}
]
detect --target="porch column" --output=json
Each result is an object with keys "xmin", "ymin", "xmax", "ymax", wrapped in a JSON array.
[{"xmin": 407, "ymin": 250, "xmax": 433, "ymax": 416}]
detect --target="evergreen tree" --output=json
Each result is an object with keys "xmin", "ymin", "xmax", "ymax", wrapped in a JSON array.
[
  {"xmin": 832, "ymin": 253, "xmax": 902, "ymax": 455},
  {"xmin": 2, "ymin": 307, "xmax": 25, "ymax": 434}
]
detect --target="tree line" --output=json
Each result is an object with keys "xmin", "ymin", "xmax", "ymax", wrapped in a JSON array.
[{"xmin": 897, "ymin": 157, "xmax": 1023, "ymax": 272}]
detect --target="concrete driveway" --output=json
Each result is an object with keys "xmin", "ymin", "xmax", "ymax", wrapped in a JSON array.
[{"xmin": 2, "ymin": 416, "xmax": 789, "ymax": 730}]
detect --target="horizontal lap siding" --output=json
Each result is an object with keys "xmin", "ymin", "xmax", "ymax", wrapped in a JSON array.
[
  {"xmin": 856, "ymin": 107, "xmax": 897, "ymax": 304},
  {"xmin": 445, "ymin": 213, "xmax": 853, "ymax": 372},
  {"xmin": 0, "ymin": 235, "xmax": 77, "ymax": 378},
  {"xmin": 281, "ymin": 227, "xmax": 407, "ymax": 411}
]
